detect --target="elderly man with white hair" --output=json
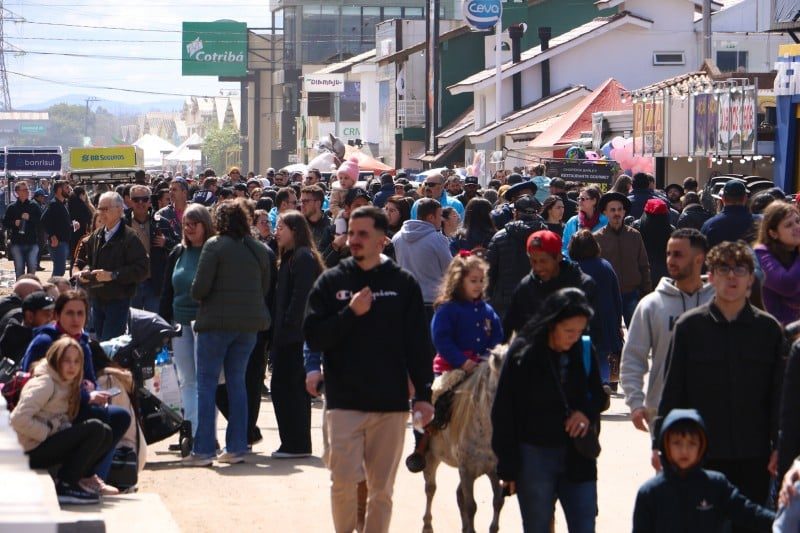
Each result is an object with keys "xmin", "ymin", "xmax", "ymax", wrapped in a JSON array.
[{"xmin": 78, "ymin": 191, "xmax": 148, "ymax": 340}]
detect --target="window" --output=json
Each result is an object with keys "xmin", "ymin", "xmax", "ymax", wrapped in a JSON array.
[
  {"xmin": 384, "ymin": 7, "xmax": 402, "ymax": 19},
  {"xmin": 652, "ymin": 52, "xmax": 685, "ymax": 66},
  {"xmin": 302, "ymin": 5, "xmax": 339, "ymax": 63},
  {"xmin": 717, "ymin": 51, "xmax": 748, "ymax": 73},
  {"xmin": 404, "ymin": 7, "xmax": 424, "ymax": 19}
]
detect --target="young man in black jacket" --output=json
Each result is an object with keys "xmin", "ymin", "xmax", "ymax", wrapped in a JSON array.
[
  {"xmin": 304, "ymin": 206, "xmax": 434, "ymax": 533},
  {"xmin": 657, "ymin": 241, "xmax": 785, "ymax": 532},
  {"xmin": 3, "ymin": 180, "xmax": 42, "ymax": 278},
  {"xmin": 40, "ymin": 180, "xmax": 72, "ymax": 277}
]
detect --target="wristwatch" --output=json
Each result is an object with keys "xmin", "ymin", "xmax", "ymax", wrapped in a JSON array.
[{"xmin": 111, "ymin": 271, "xmax": 119, "ymax": 281}]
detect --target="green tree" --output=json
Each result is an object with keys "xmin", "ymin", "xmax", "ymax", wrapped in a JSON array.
[{"xmin": 203, "ymin": 125, "xmax": 240, "ymax": 174}]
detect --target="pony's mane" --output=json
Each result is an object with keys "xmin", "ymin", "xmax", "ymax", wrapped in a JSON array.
[{"xmin": 446, "ymin": 344, "xmax": 506, "ymax": 444}]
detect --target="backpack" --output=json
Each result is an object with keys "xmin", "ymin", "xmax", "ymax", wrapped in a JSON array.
[
  {"xmin": 579, "ymin": 335, "xmax": 610, "ymax": 412},
  {"xmin": 0, "ymin": 370, "xmax": 32, "ymax": 411}
]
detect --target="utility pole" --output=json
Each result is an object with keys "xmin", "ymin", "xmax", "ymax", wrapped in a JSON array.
[
  {"xmin": 703, "ymin": 0, "xmax": 712, "ymax": 61},
  {"xmin": 0, "ymin": 1, "xmax": 13, "ymax": 110},
  {"xmin": 84, "ymin": 97, "xmax": 99, "ymax": 144}
]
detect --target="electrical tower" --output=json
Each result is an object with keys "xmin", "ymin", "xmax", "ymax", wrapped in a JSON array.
[{"xmin": 0, "ymin": 1, "xmax": 12, "ymax": 110}]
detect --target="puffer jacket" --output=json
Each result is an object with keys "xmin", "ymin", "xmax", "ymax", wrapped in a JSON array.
[
  {"xmin": 191, "ymin": 234, "xmax": 272, "ymax": 333},
  {"xmin": 676, "ymin": 204, "xmax": 713, "ymax": 231},
  {"xmin": 10, "ymin": 361, "xmax": 77, "ymax": 452},
  {"xmin": 486, "ymin": 218, "xmax": 546, "ymax": 319}
]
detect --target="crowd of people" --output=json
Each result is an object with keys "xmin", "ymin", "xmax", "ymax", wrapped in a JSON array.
[{"xmin": 5, "ymin": 159, "xmax": 800, "ymax": 532}]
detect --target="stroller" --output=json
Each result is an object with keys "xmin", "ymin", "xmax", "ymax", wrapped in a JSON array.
[{"xmin": 111, "ymin": 308, "xmax": 192, "ymax": 456}]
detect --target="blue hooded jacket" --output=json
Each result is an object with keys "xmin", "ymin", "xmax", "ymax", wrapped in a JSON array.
[{"xmin": 633, "ymin": 409, "xmax": 775, "ymax": 532}]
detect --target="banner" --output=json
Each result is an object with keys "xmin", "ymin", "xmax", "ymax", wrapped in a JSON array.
[
  {"xmin": 303, "ymin": 73, "xmax": 344, "ymax": 93},
  {"xmin": 182, "ymin": 21, "xmax": 247, "ymax": 77},
  {"xmin": 6, "ymin": 153, "xmax": 61, "ymax": 172},
  {"xmin": 70, "ymin": 146, "xmax": 142, "ymax": 170},
  {"xmin": 544, "ymin": 160, "xmax": 615, "ymax": 185},
  {"xmin": 633, "ymin": 98, "xmax": 664, "ymax": 156},
  {"xmin": 668, "ymin": 95, "xmax": 690, "ymax": 157},
  {"xmin": 741, "ymin": 87, "xmax": 757, "ymax": 155},
  {"xmin": 692, "ymin": 94, "xmax": 719, "ymax": 157},
  {"xmin": 716, "ymin": 86, "xmax": 757, "ymax": 156}
]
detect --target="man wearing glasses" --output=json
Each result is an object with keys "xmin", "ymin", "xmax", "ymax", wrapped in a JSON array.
[
  {"xmin": 409, "ymin": 172, "xmax": 464, "ymax": 220},
  {"xmin": 300, "ymin": 185, "xmax": 331, "ymax": 249},
  {"xmin": 125, "ymin": 185, "xmax": 175, "ymax": 313},
  {"xmin": 656, "ymin": 240, "xmax": 784, "ymax": 525},
  {"xmin": 79, "ymin": 192, "xmax": 148, "ymax": 341},
  {"xmin": 3, "ymin": 180, "xmax": 42, "ymax": 278}
]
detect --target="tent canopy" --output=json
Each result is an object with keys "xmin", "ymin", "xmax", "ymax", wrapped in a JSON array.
[
  {"xmin": 343, "ymin": 147, "xmax": 393, "ymax": 174},
  {"xmin": 133, "ymin": 134, "xmax": 177, "ymax": 168},
  {"xmin": 164, "ymin": 134, "xmax": 202, "ymax": 163}
]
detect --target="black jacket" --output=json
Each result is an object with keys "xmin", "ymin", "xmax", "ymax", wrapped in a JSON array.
[
  {"xmin": 657, "ymin": 302, "xmax": 785, "ymax": 460},
  {"xmin": 373, "ymin": 183, "xmax": 395, "ymax": 208},
  {"xmin": 3, "ymin": 199, "xmax": 41, "ymax": 245},
  {"xmin": 67, "ymin": 196, "xmax": 93, "ymax": 252},
  {"xmin": 125, "ymin": 210, "xmax": 176, "ymax": 295},
  {"xmin": 486, "ymin": 218, "xmax": 546, "ymax": 319},
  {"xmin": 492, "ymin": 333, "xmax": 606, "ymax": 482},
  {"xmin": 634, "ymin": 409, "xmax": 776, "ymax": 533},
  {"xmin": 778, "ymin": 340, "xmax": 800, "ymax": 482},
  {"xmin": 503, "ymin": 260, "xmax": 596, "ymax": 341},
  {"xmin": 41, "ymin": 198, "xmax": 72, "ymax": 243},
  {"xmin": 303, "ymin": 257, "xmax": 433, "ymax": 410},
  {"xmin": 676, "ymin": 204, "xmax": 713, "ymax": 231},
  {"xmin": 633, "ymin": 214, "xmax": 675, "ymax": 289},
  {"xmin": 82, "ymin": 224, "xmax": 149, "ymax": 302},
  {"xmin": 0, "ymin": 321, "xmax": 32, "ymax": 363},
  {"xmin": 307, "ymin": 214, "xmax": 333, "ymax": 251},
  {"xmin": 271, "ymin": 247, "xmax": 321, "ymax": 349}
]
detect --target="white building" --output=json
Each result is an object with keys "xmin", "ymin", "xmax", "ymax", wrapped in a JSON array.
[{"xmin": 448, "ymin": 0, "xmax": 790, "ymax": 172}]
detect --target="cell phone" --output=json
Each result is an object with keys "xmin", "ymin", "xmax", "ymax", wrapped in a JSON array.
[
  {"xmin": 316, "ymin": 380, "xmax": 325, "ymax": 394},
  {"xmin": 105, "ymin": 387, "xmax": 122, "ymax": 397}
]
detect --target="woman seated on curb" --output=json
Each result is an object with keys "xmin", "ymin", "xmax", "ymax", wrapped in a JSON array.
[
  {"xmin": 10, "ymin": 337, "xmax": 114, "ymax": 505},
  {"xmin": 20, "ymin": 289, "xmax": 131, "ymax": 495}
]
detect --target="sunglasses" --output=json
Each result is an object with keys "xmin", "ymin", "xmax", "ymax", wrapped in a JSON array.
[
  {"xmin": 131, "ymin": 196, "xmax": 150, "ymax": 203},
  {"xmin": 424, "ymin": 181, "xmax": 442, "ymax": 187}
]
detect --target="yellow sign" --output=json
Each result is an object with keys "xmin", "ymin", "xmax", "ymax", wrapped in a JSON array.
[
  {"xmin": 69, "ymin": 146, "xmax": 142, "ymax": 170},
  {"xmin": 779, "ymin": 44, "xmax": 800, "ymax": 57}
]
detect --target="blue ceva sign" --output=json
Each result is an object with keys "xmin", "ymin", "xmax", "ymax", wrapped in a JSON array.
[
  {"xmin": 5, "ymin": 153, "xmax": 62, "ymax": 172},
  {"xmin": 463, "ymin": 0, "xmax": 502, "ymax": 31}
]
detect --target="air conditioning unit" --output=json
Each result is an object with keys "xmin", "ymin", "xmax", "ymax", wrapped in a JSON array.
[{"xmin": 653, "ymin": 52, "xmax": 685, "ymax": 66}]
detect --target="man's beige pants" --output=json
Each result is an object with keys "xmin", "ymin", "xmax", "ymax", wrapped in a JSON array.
[{"xmin": 326, "ymin": 409, "xmax": 408, "ymax": 533}]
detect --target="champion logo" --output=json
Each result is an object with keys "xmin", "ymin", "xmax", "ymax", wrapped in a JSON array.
[
  {"xmin": 334, "ymin": 289, "xmax": 399, "ymax": 301},
  {"xmin": 696, "ymin": 499, "xmax": 714, "ymax": 511},
  {"xmin": 335, "ymin": 290, "xmax": 352, "ymax": 301}
]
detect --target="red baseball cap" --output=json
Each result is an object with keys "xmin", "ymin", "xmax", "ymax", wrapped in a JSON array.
[
  {"xmin": 527, "ymin": 230, "xmax": 562, "ymax": 257},
  {"xmin": 644, "ymin": 198, "xmax": 669, "ymax": 215}
]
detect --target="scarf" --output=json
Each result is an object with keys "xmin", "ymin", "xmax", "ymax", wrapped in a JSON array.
[
  {"xmin": 56, "ymin": 322, "xmax": 84, "ymax": 342},
  {"xmin": 578, "ymin": 209, "xmax": 600, "ymax": 230}
]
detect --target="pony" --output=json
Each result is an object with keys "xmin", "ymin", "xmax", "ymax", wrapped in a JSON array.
[{"xmin": 422, "ymin": 345, "xmax": 507, "ymax": 533}]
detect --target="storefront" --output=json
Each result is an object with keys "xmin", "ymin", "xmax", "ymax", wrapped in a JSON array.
[{"xmin": 774, "ymin": 43, "xmax": 800, "ymax": 193}]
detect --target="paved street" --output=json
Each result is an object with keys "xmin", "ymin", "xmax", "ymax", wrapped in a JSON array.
[{"xmin": 129, "ymin": 394, "xmax": 652, "ymax": 533}]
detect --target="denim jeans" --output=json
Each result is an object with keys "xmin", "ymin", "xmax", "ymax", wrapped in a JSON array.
[
  {"xmin": 75, "ymin": 403, "xmax": 132, "ymax": 480},
  {"xmin": 621, "ymin": 290, "xmax": 640, "ymax": 329},
  {"xmin": 49, "ymin": 241, "xmax": 70, "ymax": 277},
  {"xmin": 10, "ymin": 243, "xmax": 38, "ymax": 278},
  {"xmin": 131, "ymin": 280, "xmax": 160, "ymax": 314},
  {"xmin": 516, "ymin": 443, "xmax": 597, "ymax": 533},
  {"xmin": 90, "ymin": 298, "xmax": 131, "ymax": 342},
  {"xmin": 171, "ymin": 323, "xmax": 198, "ymax": 437},
  {"xmin": 194, "ymin": 330, "xmax": 256, "ymax": 456}
]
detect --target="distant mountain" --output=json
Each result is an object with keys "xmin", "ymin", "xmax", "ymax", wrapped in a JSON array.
[{"xmin": 16, "ymin": 94, "xmax": 185, "ymax": 115}]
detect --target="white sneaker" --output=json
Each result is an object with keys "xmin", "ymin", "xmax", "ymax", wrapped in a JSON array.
[
  {"xmin": 271, "ymin": 450, "xmax": 311, "ymax": 459},
  {"xmin": 217, "ymin": 451, "xmax": 245, "ymax": 464},
  {"xmin": 182, "ymin": 453, "xmax": 214, "ymax": 467}
]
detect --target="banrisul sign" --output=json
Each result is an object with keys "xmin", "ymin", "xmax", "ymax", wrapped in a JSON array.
[{"xmin": 182, "ymin": 21, "xmax": 247, "ymax": 77}]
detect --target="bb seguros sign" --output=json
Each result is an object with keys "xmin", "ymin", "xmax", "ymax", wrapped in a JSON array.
[{"xmin": 70, "ymin": 146, "xmax": 143, "ymax": 170}]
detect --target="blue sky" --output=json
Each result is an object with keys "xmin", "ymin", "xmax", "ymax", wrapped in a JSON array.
[{"xmin": 3, "ymin": 0, "xmax": 272, "ymax": 108}]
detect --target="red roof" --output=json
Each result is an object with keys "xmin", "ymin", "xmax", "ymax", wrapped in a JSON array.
[{"xmin": 529, "ymin": 78, "xmax": 631, "ymax": 149}]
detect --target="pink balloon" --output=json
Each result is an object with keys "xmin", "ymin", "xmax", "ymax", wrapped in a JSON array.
[
  {"xmin": 610, "ymin": 148, "xmax": 619, "ymax": 160},
  {"xmin": 611, "ymin": 136, "xmax": 626, "ymax": 149}
]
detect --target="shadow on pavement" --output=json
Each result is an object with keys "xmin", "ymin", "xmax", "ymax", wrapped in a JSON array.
[
  {"xmin": 143, "ymin": 453, "xmax": 326, "ymax": 475},
  {"xmin": 601, "ymin": 412, "xmax": 632, "ymax": 422}
]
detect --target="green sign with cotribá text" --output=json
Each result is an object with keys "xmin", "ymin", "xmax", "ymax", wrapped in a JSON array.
[{"xmin": 182, "ymin": 21, "xmax": 247, "ymax": 77}]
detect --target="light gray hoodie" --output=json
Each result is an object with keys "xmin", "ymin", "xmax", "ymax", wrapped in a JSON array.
[
  {"xmin": 620, "ymin": 277, "xmax": 715, "ymax": 412},
  {"xmin": 392, "ymin": 219, "xmax": 453, "ymax": 303}
]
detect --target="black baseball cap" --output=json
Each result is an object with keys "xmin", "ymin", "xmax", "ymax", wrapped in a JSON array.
[
  {"xmin": 514, "ymin": 195, "xmax": 541, "ymax": 219},
  {"xmin": 344, "ymin": 187, "xmax": 372, "ymax": 205},
  {"xmin": 22, "ymin": 291, "xmax": 55, "ymax": 312},
  {"xmin": 464, "ymin": 176, "xmax": 479, "ymax": 186}
]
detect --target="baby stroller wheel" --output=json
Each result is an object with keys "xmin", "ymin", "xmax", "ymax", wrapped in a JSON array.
[{"xmin": 180, "ymin": 436, "xmax": 192, "ymax": 458}]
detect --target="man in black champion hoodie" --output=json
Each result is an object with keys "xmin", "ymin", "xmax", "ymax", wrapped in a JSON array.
[{"xmin": 304, "ymin": 206, "xmax": 434, "ymax": 533}]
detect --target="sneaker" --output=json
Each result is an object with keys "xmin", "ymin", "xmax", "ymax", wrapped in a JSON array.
[
  {"xmin": 182, "ymin": 453, "xmax": 214, "ymax": 467},
  {"xmin": 271, "ymin": 449, "xmax": 311, "ymax": 459},
  {"xmin": 56, "ymin": 481, "xmax": 100, "ymax": 505},
  {"xmin": 217, "ymin": 450, "xmax": 246, "ymax": 464},
  {"xmin": 602, "ymin": 383, "xmax": 613, "ymax": 396},
  {"xmin": 79, "ymin": 475, "xmax": 120, "ymax": 496}
]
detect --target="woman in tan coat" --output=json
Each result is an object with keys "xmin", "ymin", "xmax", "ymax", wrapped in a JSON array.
[{"xmin": 10, "ymin": 337, "xmax": 113, "ymax": 505}]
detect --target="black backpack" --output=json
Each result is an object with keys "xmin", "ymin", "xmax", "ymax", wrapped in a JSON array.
[{"xmin": 107, "ymin": 446, "xmax": 138, "ymax": 492}]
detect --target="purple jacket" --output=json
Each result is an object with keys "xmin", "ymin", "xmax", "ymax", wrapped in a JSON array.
[{"xmin": 755, "ymin": 244, "xmax": 800, "ymax": 325}]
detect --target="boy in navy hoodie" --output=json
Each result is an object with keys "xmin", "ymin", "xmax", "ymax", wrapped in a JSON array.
[{"xmin": 633, "ymin": 409, "xmax": 775, "ymax": 532}]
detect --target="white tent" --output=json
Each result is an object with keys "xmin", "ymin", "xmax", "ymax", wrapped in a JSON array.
[
  {"xmin": 133, "ymin": 134, "xmax": 177, "ymax": 168},
  {"xmin": 164, "ymin": 133, "xmax": 203, "ymax": 164}
]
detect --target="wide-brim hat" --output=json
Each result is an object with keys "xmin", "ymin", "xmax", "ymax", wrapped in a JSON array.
[
  {"xmin": 598, "ymin": 191, "xmax": 631, "ymax": 213},
  {"xmin": 503, "ymin": 180, "xmax": 538, "ymax": 201}
]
